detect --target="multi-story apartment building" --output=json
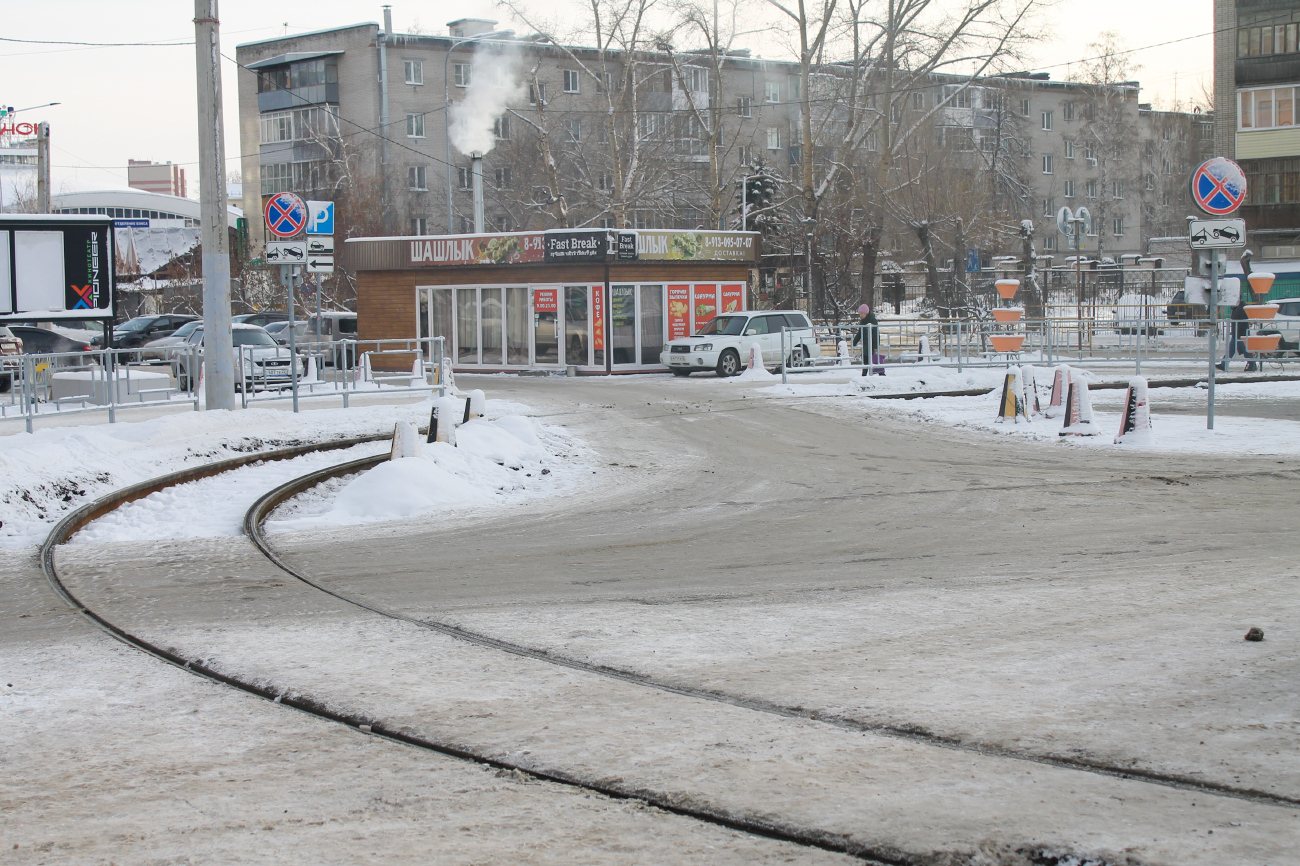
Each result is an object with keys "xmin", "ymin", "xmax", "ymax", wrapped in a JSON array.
[
  {"xmin": 236, "ymin": 17, "xmax": 1208, "ymax": 270},
  {"xmin": 1214, "ymin": 0, "xmax": 1300, "ymax": 256}
]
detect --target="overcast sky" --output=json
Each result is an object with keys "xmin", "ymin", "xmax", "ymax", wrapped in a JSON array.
[{"xmin": 0, "ymin": 0, "xmax": 1212, "ymax": 199}]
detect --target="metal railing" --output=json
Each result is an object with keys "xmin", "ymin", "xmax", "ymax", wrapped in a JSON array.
[
  {"xmin": 1, "ymin": 345, "xmax": 201, "ymax": 432},
  {"xmin": 778, "ymin": 318, "xmax": 1296, "ymax": 383},
  {"xmin": 238, "ymin": 336, "xmax": 447, "ymax": 410}
]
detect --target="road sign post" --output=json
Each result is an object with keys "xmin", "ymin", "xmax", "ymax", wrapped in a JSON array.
[
  {"xmin": 280, "ymin": 264, "xmax": 301, "ymax": 413},
  {"xmin": 1189, "ymin": 157, "xmax": 1248, "ymax": 430}
]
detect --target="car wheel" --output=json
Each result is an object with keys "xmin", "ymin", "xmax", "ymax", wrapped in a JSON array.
[
  {"xmin": 716, "ymin": 349, "xmax": 741, "ymax": 377},
  {"xmin": 788, "ymin": 346, "xmax": 806, "ymax": 368},
  {"xmin": 671, "ymin": 368, "xmax": 691, "ymax": 377}
]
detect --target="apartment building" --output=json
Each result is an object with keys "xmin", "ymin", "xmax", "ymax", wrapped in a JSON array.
[
  {"xmin": 1214, "ymin": 0, "xmax": 1300, "ymax": 255},
  {"xmin": 236, "ymin": 16, "xmax": 1207, "ymax": 265}
]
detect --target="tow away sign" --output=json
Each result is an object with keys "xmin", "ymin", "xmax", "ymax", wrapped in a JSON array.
[{"xmin": 1188, "ymin": 218, "xmax": 1246, "ymax": 249}]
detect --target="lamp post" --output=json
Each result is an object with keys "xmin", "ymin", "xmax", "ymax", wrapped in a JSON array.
[{"xmin": 444, "ymin": 31, "xmax": 511, "ymax": 233}]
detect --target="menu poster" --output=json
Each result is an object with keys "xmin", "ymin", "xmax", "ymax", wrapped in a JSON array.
[
  {"xmin": 667, "ymin": 284, "xmax": 690, "ymax": 339},
  {"xmin": 533, "ymin": 288, "xmax": 559, "ymax": 312},
  {"xmin": 692, "ymin": 284, "xmax": 717, "ymax": 332},
  {"xmin": 592, "ymin": 285, "xmax": 605, "ymax": 352},
  {"xmin": 720, "ymin": 283, "xmax": 744, "ymax": 315}
]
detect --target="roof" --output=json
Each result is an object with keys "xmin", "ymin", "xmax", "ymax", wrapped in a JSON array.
[
  {"xmin": 246, "ymin": 49, "xmax": 345, "ymax": 70},
  {"xmin": 236, "ymin": 24, "xmax": 375, "ymax": 50}
]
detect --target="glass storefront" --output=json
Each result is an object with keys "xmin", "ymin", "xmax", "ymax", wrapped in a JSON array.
[{"xmin": 418, "ymin": 281, "xmax": 743, "ymax": 371}]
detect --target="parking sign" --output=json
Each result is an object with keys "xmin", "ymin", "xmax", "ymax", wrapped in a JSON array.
[{"xmin": 307, "ymin": 200, "xmax": 334, "ymax": 235}]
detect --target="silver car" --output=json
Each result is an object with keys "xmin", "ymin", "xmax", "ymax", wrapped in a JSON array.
[{"xmin": 177, "ymin": 323, "xmax": 306, "ymax": 391}]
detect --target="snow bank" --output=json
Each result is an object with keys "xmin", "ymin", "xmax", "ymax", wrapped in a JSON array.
[{"xmin": 323, "ymin": 456, "xmax": 493, "ymax": 520}]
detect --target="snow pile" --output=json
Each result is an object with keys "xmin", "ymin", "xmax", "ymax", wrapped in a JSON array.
[{"xmin": 320, "ymin": 451, "xmax": 493, "ymax": 520}]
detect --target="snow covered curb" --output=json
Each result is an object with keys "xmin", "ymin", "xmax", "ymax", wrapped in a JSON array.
[{"xmin": 2, "ymin": 398, "xmax": 589, "ymax": 550}]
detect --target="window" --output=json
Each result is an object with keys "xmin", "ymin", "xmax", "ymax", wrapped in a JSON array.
[
  {"xmin": 1240, "ymin": 85, "xmax": 1298, "ymax": 130},
  {"xmin": 1113, "ymin": 217, "xmax": 1124, "ymax": 236},
  {"xmin": 457, "ymin": 167, "xmax": 471, "ymax": 190},
  {"xmin": 1064, "ymin": 139, "xmax": 1074, "ymax": 159},
  {"xmin": 688, "ymin": 67, "xmax": 709, "ymax": 93},
  {"xmin": 1062, "ymin": 101, "xmax": 1075, "ymax": 121},
  {"xmin": 738, "ymin": 96, "xmax": 752, "ymax": 117},
  {"xmin": 1021, "ymin": 98, "xmax": 1031, "ymax": 116},
  {"xmin": 408, "ymin": 166, "xmax": 427, "ymax": 190},
  {"xmin": 1084, "ymin": 142, "xmax": 1096, "ymax": 163},
  {"xmin": 1162, "ymin": 158, "xmax": 1172, "ymax": 175},
  {"xmin": 1042, "ymin": 154, "xmax": 1054, "ymax": 174},
  {"xmin": 1042, "ymin": 111, "xmax": 1053, "ymax": 130},
  {"xmin": 1043, "ymin": 197, "xmax": 1055, "ymax": 217},
  {"xmin": 529, "ymin": 82, "xmax": 547, "ymax": 105},
  {"xmin": 598, "ymin": 172, "xmax": 612, "ymax": 191},
  {"xmin": 492, "ymin": 214, "xmax": 511, "ymax": 232},
  {"xmin": 766, "ymin": 127, "xmax": 781, "ymax": 150},
  {"xmin": 951, "ymin": 87, "xmax": 972, "ymax": 109},
  {"xmin": 563, "ymin": 69, "xmax": 580, "ymax": 93},
  {"xmin": 1043, "ymin": 235, "xmax": 1056, "ymax": 251},
  {"xmin": 495, "ymin": 167, "xmax": 512, "ymax": 188},
  {"xmin": 1145, "ymin": 173, "xmax": 1155, "ymax": 190},
  {"xmin": 891, "ymin": 104, "xmax": 903, "ymax": 123},
  {"xmin": 765, "ymin": 81, "xmax": 780, "ymax": 103},
  {"xmin": 1112, "ymin": 180, "xmax": 1123, "ymax": 199},
  {"xmin": 738, "ymin": 145, "xmax": 753, "ymax": 166},
  {"xmin": 639, "ymin": 113, "xmax": 665, "ymax": 140},
  {"xmin": 493, "ymin": 116, "xmax": 510, "ymax": 139},
  {"xmin": 1086, "ymin": 180, "xmax": 1097, "ymax": 198},
  {"xmin": 566, "ymin": 119, "xmax": 581, "ymax": 142},
  {"xmin": 411, "ymin": 217, "xmax": 428, "ymax": 235},
  {"xmin": 454, "ymin": 63, "xmax": 471, "ymax": 88},
  {"xmin": 404, "ymin": 60, "xmax": 423, "ymax": 85},
  {"xmin": 1064, "ymin": 179, "xmax": 1075, "ymax": 198},
  {"xmin": 259, "ymin": 111, "xmax": 293, "ymax": 144},
  {"xmin": 787, "ymin": 74, "xmax": 802, "ymax": 100},
  {"xmin": 260, "ymin": 162, "xmax": 292, "ymax": 195},
  {"xmin": 1238, "ymin": 19, "xmax": 1300, "ymax": 57},
  {"xmin": 913, "ymin": 91, "xmax": 925, "ymax": 110},
  {"xmin": 406, "ymin": 113, "xmax": 425, "ymax": 138}
]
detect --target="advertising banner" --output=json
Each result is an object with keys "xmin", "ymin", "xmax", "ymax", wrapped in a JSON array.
[
  {"xmin": 533, "ymin": 287, "xmax": 559, "ymax": 312},
  {"xmin": 2, "ymin": 218, "xmax": 114, "ymax": 315},
  {"xmin": 667, "ymin": 284, "xmax": 690, "ymax": 340},
  {"xmin": 637, "ymin": 231, "xmax": 758, "ymax": 262},
  {"xmin": 692, "ymin": 284, "xmax": 717, "ymax": 331},
  {"xmin": 409, "ymin": 233, "xmax": 545, "ymax": 266},
  {"xmin": 544, "ymin": 230, "xmax": 612, "ymax": 262},
  {"xmin": 719, "ymin": 283, "xmax": 744, "ymax": 315},
  {"xmin": 592, "ymin": 285, "xmax": 605, "ymax": 352}
]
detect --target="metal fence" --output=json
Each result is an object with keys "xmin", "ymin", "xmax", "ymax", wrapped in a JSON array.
[{"xmin": 2, "ymin": 337, "xmax": 447, "ymax": 432}]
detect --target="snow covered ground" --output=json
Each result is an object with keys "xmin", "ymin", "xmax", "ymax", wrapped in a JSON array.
[{"xmin": 1, "ymin": 395, "xmax": 588, "ymax": 550}]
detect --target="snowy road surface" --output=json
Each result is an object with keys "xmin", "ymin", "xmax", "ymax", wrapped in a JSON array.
[{"xmin": 4, "ymin": 375, "xmax": 1300, "ymax": 863}]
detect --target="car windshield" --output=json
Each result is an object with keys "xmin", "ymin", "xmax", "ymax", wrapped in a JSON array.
[
  {"xmin": 172, "ymin": 321, "xmax": 200, "ymax": 338},
  {"xmin": 695, "ymin": 315, "xmax": 748, "ymax": 337},
  {"xmin": 265, "ymin": 322, "xmax": 288, "ymax": 333},
  {"xmin": 232, "ymin": 329, "xmax": 277, "ymax": 347},
  {"xmin": 116, "ymin": 317, "xmax": 155, "ymax": 332}
]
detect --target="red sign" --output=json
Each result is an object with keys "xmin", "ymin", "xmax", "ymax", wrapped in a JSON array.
[
  {"xmin": 533, "ymin": 287, "xmax": 558, "ymax": 312},
  {"xmin": 668, "ymin": 284, "xmax": 690, "ymax": 340},
  {"xmin": 264, "ymin": 192, "xmax": 307, "ymax": 238},
  {"xmin": 720, "ymin": 283, "xmax": 744, "ymax": 315},
  {"xmin": 692, "ymin": 284, "xmax": 717, "ymax": 332},
  {"xmin": 592, "ymin": 285, "xmax": 605, "ymax": 351},
  {"xmin": 0, "ymin": 122, "xmax": 39, "ymax": 136},
  {"xmin": 1191, "ymin": 157, "xmax": 1248, "ymax": 216}
]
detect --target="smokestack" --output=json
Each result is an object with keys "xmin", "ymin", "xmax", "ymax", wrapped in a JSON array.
[
  {"xmin": 471, "ymin": 151, "xmax": 484, "ymax": 233},
  {"xmin": 383, "ymin": 5, "xmax": 392, "ymax": 33}
]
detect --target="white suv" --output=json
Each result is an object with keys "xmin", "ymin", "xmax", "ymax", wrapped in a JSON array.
[
  {"xmin": 1258, "ymin": 297, "xmax": 1300, "ymax": 352},
  {"xmin": 661, "ymin": 310, "xmax": 820, "ymax": 377}
]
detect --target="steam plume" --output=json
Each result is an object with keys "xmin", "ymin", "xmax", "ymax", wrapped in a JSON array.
[{"xmin": 448, "ymin": 47, "xmax": 523, "ymax": 156}]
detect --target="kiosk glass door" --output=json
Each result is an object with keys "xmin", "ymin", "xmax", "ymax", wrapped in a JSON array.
[
  {"xmin": 611, "ymin": 284, "xmax": 637, "ymax": 365},
  {"xmin": 456, "ymin": 288, "xmax": 479, "ymax": 363},
  {"xmin": 564, "ymin": 286, "xmax": 592, "ymax": 367}
]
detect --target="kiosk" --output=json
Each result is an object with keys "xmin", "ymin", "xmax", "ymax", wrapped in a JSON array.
[{"xmin": 343, "ymin": 228, "xmax": 759, "ymax": 373}]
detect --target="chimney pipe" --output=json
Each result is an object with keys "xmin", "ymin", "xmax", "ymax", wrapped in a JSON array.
[
  {"xmin": 471, "ymin": 151, "xmax": 484, "ymax": 233},
  {"xmin": 383, "ymin": 5, "xmax": 392, "ymax": 33}
]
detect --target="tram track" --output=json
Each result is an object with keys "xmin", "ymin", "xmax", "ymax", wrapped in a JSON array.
[{"xmin": 35, "ymin": 432, "xmax": 1300, "ymax": 865}]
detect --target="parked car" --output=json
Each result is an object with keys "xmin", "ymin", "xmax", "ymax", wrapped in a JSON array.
[
  {"xmin": 100, "ymin": 314, "xmax": 199, "ymax": 351},
  {"xmin": 1166, "ymin": 290, "xmax": 1209, "ymax": 324},
  {"xmin": 302, "ymin": 311, "xmax": 358, "ymax": 365},
  {"xmin": 264, "ymin": 320, "xmax": 309, "ymax": 346},
  {"xmin": 0, "ymin": 325, "xmax": 21, "ymax": 393},
  {"xmin": 8, "ymin": 326, "xmax": 96, "ymax": 367},
  {"xmin": 140, "ymin": 320, "xmax": 203, "ymax": 364},
  {"xmin": 176, "ymin": 324, "xmax": 306, "ymax": 391},
  {"xmin": 661, "ymin": 310, "xmax": 821, "ymax": 377},
  {"xmin": 233, "ymin": 312, "xmax": 289, "ymax": 328}
]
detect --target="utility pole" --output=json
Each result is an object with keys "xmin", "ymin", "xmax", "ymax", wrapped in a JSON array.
[
  {"xmin": 35, "ymin": 122, "xmax": 50, "ymax": 212},
  {"xmin": 194, "ymin": 0, "xmax": 237, "ymax": 410}
]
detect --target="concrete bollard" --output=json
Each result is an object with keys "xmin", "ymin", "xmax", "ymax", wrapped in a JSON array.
[
  {"xmin": 431, "ymin": 395, "xmax": 461, "ymax": 445},
  {"xmin": 1060, "ymin": 375, "xmax": 1099, "ymax": 436},
  {"xmin": 1115, "ymin": 376, "xmax": 1153, "ymax": 445},
  {"xmin": 837, "ymin": 339, "xmax": 850, "ymax": 367},
  {"xmin": 466, "ymin": 389, "xmax": 486, "ymax": 419},
  {"xmin": 390, "ymin": 420, "xmax": 422, "ymax": 459}
]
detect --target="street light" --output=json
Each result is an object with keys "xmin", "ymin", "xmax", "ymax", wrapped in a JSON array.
[{"xmin": 444, "ymin": 31, "xmax": 512, "ymax": 233}]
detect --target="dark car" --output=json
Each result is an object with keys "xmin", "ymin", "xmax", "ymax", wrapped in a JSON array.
[
  {"xmin": 233, "ymin": 312, "xmax": 290, "ymax": 328},
  {"xmin": 1166, "ymin": 290, "xmax": 1210, "ymax": 323},
  {"xmin": 103, "ymin": 315, "xmax": 199, "ymax": 350},
  {"xmin": 9, "ymin": 326, "xmax": 96, "ymax": 367}
]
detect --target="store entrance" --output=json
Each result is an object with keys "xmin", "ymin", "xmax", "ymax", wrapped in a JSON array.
[{"xmin": 610, "ymin": 283, "xmax": 665, "ymax": 368}]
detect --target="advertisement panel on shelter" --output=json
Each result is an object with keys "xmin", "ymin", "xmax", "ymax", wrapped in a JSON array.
[
  {"xmin": 692, "ymin": 284, "xmax": 717, "ymax": 331},
  {"xmin": 592, "ymin": 285, "xmax": 605, "ymax": 352},
  {"xmin": 533, "ymin": 287, "xmax": 559, "ymax": 312},
  {"xmin": 1, "ymin": 218, "xmax": 114, "ymax": 315},
  {"xmin": 667, "ymin": 284, "xmax": 690, "ymax": 339},
  {"xmin": 719, "ymin": 283, "xmax": 744, "ymax": 315}
]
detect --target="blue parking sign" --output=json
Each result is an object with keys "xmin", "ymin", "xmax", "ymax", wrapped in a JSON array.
[
  {"xmin": 307, "ymin": 200, "xmax": 334, "ymax": 235},
  {"xmin": 965, "ymin": 248, "xmax": 980, "ymax": 273}
]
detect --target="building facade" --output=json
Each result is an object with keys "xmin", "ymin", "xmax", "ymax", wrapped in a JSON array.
[
  {"xmin": 236, "ymin": 18, "xmax": 1210, "ymax": 278},
  {"xmin": 1215, "ymin": 0, "xmax": 1300, "ymax": 255},
  {"xmin": 127, "ymin": 160, "xmax": 187, "ymax": 198}
]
